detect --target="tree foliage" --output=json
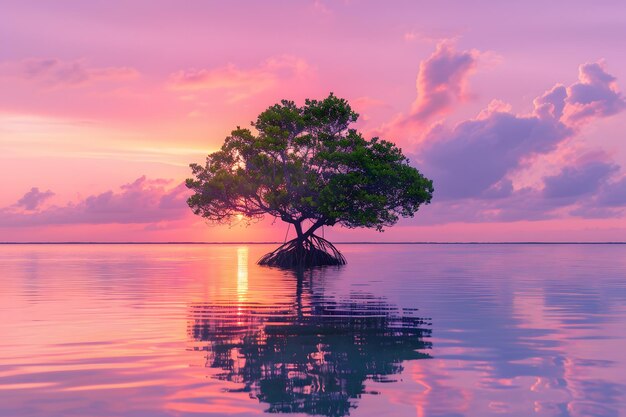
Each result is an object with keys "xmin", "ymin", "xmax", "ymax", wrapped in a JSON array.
[{"xmin": 186, "ymin": 93, "xmax": 434, "ymax": 266}]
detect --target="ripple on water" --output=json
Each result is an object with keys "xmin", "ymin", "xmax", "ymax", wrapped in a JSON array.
[{"xmin": 0, "ymin": 243, "xmax": 625, "ymax": 417}]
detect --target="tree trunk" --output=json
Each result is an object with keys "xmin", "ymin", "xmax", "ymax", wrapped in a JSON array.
[
  {"xmin": 257, "ymin": 220, "xmax": 345, "ymax": 268},
  {"xmin": 293, "ymin": 222, "xmax": 305, "ymax": 264}
]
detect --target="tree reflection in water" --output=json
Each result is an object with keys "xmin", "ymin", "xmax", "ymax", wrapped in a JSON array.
[{"xmin": 188, "ymin": 270, "xmax": 432, "ymax": 416}]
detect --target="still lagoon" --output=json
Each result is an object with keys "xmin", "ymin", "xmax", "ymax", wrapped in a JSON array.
[{"xmin": 1, "ymin": 243, "xmax": 625, "ymax": 417}]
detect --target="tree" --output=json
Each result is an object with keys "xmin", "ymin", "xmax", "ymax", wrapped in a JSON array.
[{"xmin": 186, "ymin": 93, "xmax": 434, "ymax": 267}]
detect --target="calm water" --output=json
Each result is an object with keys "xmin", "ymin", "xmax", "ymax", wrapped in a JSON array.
[{"xmin": 1, "ymin": 244, "xmax": 626, "ymax": 417}]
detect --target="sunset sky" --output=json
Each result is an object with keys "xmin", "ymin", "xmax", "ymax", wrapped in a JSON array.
[{"xmin": 2, "ymin": 0, "xmax": 626, "ymax": 242}]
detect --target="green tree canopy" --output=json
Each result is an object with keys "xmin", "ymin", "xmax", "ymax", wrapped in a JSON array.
[{"xmin": 186, "ymin": 93, "xmax": 434, "ymax": 266}]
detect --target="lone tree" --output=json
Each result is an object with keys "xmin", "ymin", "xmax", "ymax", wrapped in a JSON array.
[{"xmin": 186, "ymin": 93, "xmax": 433, "ymax": 267}]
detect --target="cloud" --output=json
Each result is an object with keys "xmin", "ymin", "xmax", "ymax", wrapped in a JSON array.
[
  {"xmin": 542, "ymin": 159, "xmax": 619, "ymax": 200},
  {"xmin": 564, "ymin": 62, "xmax": 626, "ymax": 123},
  {"xmin": 377, "ymin": 42, "xmax": 479, "ymax": 144},
  {"xmin": 15, "ymin": 187, "xmax": 55, "ymax": 210},
  {"xmin": 414, "ymin": 61, "xmax": 624, "ymax": 201},
  {"xmin": 414, "ymin": 155, "xmax": 626, "ymax": 224},
  {"xmin": 595, "ymin": 177, "xmax": 626, "ymax": 207},
  {"xmin": 0, "ymin": 177, "xmax": 190, "ymax": 227},
  {"xmin": 16, "ymin": 58, "xmax": 139, "ymax": 87},
  {"xmin": 533, "ymin": 85, "xmax": 567, "ymax": 120},
  {"xmin": 416, "ymin": 112, "xmax": 572, "ymax": 199},
  {"xmin": 531, "ymin": 61, "xmax": 625, "ymax": 125},
  {"xmin": 169, "ymin": 55, "xmax": 312, "ymax": 101},
  {"xmin": 414, "ymin": 160, "xmax": 625, "ymax": 225},
  {"xmin": 571, "ymin": 171, "xmax": 626, "ymax": 218},
  {"xmin": 410, "ymin": 41, "xmax": 477, "ymax": 121},
  {"xmin": 407, "ymin": 61, "xmax": 626, "ymax": 222}
]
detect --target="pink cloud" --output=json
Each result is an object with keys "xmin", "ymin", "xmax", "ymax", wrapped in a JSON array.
[
  {"xmin": 13, "ymin": 58, "xmax": 139, "ymax": 87},
  {"xmin": 412, "ymin": 156, "xmax": 626, "ymax": 225},
  {"xmin": 15, "ymin": 187, "xmax": 55, "ymax": 210},
  {"xmin": 476, "ymin": 99, "xmax": 513, "ymax": 120},
  {"xmin": 533, "ymin": 85, "xmax": 568, "ymax": 120},
  {"xmin": 376, "ymin": 42, "xmax": 479, "ymax": 145},
  {"xmin": 564, "ymin": 62, "xmax": 626, "ymax": 123},
  {"xmin": 533, "ymin": 62, "xmax": 625, "ymax": 125},
  {"xmin": 407, "ymin": 62, "xmax": 626, "ymax": 223},
  {"xmin": 569, "ymin": 166, "xmax": 626, "ymax": 218},
  {"xmin": 411, "ymin": 41, "xmax": 477, "ymax": 120},
  {"xmin": 595, "ymin": 177, "xmax": 626, "ymax": 207},
  {"xmin": 415, "ymin": 96, "xmax": 574, "ymax": 200},
  {"xmin": 169, "ymin": 55, "xmax": 312, "ymax": 101},
  {"xmin": 542, "ymin": 157, "xmax": 619, "ymax": 200},
  {"xmin": 0, "ymin": 176, "xmax": 190, "ymax": 227}
]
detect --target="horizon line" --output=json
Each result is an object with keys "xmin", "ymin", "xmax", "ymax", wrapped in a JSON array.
[{"xmin": 1, "ymin": 241, "xmax": 626, "ymax": 245}]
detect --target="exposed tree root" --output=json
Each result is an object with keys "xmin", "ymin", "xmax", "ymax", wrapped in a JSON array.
[{"xmin": 258, "ymin": 234, "xmax": 346, "ymax": 268}]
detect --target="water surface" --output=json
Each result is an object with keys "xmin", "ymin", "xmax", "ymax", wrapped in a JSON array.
[{"xmin": 1, "ymin": 244, "xmax": 625, "ymax": 416}]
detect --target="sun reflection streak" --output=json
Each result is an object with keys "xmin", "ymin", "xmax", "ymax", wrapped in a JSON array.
[
  {"xmin": 234, "ymin": 246, "xmax": 250, "ymax": 326},
  {"xmin": 236, "ymin": 246, "xmax": 248, "ymax": 303}
]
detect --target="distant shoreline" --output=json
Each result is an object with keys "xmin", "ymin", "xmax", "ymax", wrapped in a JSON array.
[{"xmin": 1, "ymin": 242, "xmax": 626, "ymax": 245}]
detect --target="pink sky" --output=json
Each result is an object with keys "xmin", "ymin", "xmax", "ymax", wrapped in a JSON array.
[{"xmin": 1, "ymin": 0, "xmax": 626, "ymax": 242}]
